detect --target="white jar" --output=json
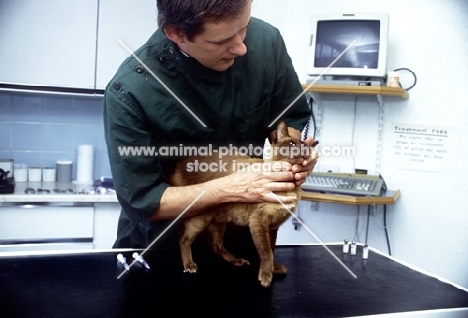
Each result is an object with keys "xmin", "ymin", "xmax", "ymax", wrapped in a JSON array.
[{"xmin": 387, "ymin": 71, "xmax": 400, "ymax": 87}]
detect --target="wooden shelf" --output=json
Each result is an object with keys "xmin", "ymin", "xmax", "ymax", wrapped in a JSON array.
[
  {"xmin": 299, "ymin": 83, "xmax": 405, "ymax": 206},
  {"xmin": 302, "ymin": 84, "xmax": 409, "ymax": 99},
  {"xmin": 300, "ymin": 189, "xmax": 401, "ymax": 206}
]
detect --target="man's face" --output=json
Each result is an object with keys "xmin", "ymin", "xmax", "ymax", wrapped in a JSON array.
[{"xmin": 176, "ymin": 2, "xmax": 251, "ymax": 72}]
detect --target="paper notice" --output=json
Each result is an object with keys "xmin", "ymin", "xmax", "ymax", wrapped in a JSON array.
[{"xmin": 387, "ymin": 123, "xmax": 460, "ymax": 173}]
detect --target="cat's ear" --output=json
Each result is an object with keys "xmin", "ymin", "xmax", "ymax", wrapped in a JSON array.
[
  {"xmin": 276, "ymin": 121, "xmax": 289, "ymax": 140},
  {"xmin": 268, "ymin": 129, "xmax": 278, "ymax": 144}
]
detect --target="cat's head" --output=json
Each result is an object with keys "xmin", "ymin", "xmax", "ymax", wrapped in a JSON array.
[{"xmin": 270, "ymin": 121, "xmax": 311, "ymax": 165}]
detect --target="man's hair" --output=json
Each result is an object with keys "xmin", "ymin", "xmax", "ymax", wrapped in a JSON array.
[{"xmin": 157, "ymin": 0, "xmax": 251, "ymax": 41}]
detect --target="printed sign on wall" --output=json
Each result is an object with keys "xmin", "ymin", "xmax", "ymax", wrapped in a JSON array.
[{"xmin": 387, "ymin": 123, "xmax": 460, "ymax": 173}]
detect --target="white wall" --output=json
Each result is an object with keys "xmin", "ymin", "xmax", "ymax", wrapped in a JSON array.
[{"xmin": 252, "ymin": 0, "xmax": 468, "ymax": 289}]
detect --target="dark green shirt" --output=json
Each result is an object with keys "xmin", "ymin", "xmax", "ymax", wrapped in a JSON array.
[{"xmin": 104, "ymin": 17, "xmax": 310, "ymax": 248}]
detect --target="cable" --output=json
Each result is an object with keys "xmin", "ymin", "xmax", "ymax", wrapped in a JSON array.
[
  {"xmin": 393, "ymin": 67, "xmax": 417, "ymax": 91},
  {"xmin": 383, "ymin": 205, "xmax": 392, "ymax": 255},
  {"xmin": 303, "ymin": 97, "xmax": 316, "ymax": 141},
  {"xmin": 353, "ymin": 207, "xmax": 361, "ymax": 243},
  {"xmin": 365, "ymin": 194, "xmax": 392, "ymax": 256}
]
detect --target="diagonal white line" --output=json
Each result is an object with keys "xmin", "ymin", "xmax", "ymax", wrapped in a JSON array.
[
  {"xmin": 118, "ymin": 39, "xmax": 207, "ymax": 128},
  {"xmin": 270, "ymin": 191, "xmax": 357, "ymax": 279},
  {"xmin": 268, "ymin": 40, "xmax": 357, "ymax": 127},
  {"xmin": 117, "ymin": 190, "xmax": 207, "ymax": 279}
]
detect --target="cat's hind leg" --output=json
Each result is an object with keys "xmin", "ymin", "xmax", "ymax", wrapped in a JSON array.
[
  {"xmin": 179, "ymin": 215, "xmax": 213, "ymax": 273},
  {"xmin": 206, "ymin": 222, "xmax": 250, "ymax": 267}
]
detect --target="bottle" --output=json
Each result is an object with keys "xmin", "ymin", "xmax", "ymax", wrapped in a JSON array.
[
  {"xmin": 363, "ymin": 244, "xmax": 369, "ymax": 260},
  {"xmin": 350, "ymin": 241, "xmax": 357, "ymax": 256},
  {"xmin": 342, "ymin": 239, "xmax": 350, "ymax": 253}
]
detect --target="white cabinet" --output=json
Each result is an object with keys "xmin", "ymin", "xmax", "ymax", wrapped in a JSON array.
[
  {"xmin": 0, "ymin": 204, "xmax": 94, "ymax": 252},
  {"xmin": 0, "ymin": 202, "xmax": 121, "ymax": 252},
  {"xmin": 0, "ymin": 0, "xmax": 98, "ymax": 89},
  {"xmin": 0, "ymin": 0, "xmax": 159, "ymax": 91},
  {"xmin": 93, "ymin": 202, "xmax": 120, "ymax": 249},
  {"xmin": 95, "ymin": 0, "xmax": 158, "ymax": 89}
]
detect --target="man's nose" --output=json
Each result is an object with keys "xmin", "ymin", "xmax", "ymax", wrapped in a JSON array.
[{"xmin": 228, "ymin": 35, "xmax": 247, "ymax": 57}]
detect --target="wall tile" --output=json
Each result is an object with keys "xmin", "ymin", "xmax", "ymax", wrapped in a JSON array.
[
  {"xmin": 73, "ymin": 96, "xmax": 103, "ymax": 125},
  {"xmin": 0, "ymin": 92, "xmax": 13, "ymax": 121},
  {"xmin": 95, "ymin": 152, "xmax": 112, "ymax": 177},
  {"xmin": 42, "ymin": 151, "xmax": 74, "ymax": 168},
  {"xmin": 42, "ymin": 123, "xmax": 73, "ymax": 151},
  {"xmin": 99, "ymin": 126, "xmax": 108, "ymax": 153},
  {"xmin": 11, "ymin": 151, "xmax": 43, "ymax": 167},
  {"xmin": 72, "ymin": 124, "xmax": 102, "ymax": 150},
  {"xmin": 43, "ymin": 96, "xmax": 73, "ymax": 123},
  {"xmin": 12, "ymin": 94, "xmax": 42, "ymax": 122},
  {"xmin": 12, "ymin": 123, "xmax": 42, "ymax": 151},
  {"xmin": 0, "ymin": 150, "xmax": 13, "ymax": 160},
  {"xmin": 5, "ymin": 91, "xmax": 109, "ymax": 179},
  {"xmin": 0, "ymin": 122, "xmax": 11, "ymax": 150}
]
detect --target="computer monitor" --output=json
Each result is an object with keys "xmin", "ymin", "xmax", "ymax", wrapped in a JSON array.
[{"xmin": 307, "ymin": 13, "xmax": 389, "ymax": 82}]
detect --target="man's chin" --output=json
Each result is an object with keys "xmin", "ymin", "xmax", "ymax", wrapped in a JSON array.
[{"xmin": 211, "ymin": 58, "xmax": 235, "ymax": 72}]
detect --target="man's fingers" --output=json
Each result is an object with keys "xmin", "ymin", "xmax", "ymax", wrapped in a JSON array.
[
  {"xmin": 264, "ymin": 191, "xmax": 297, "ymax": 203},
  {"xmin": 294, "ymin": 170, "xmax": 310, "ymax": 181},
  {"xmin": 269, "ymin": 161, "xmax": 292, "ymax": 172},
  {"xmin": 264, "ymin": 181, "xmax": 296, "ymax": 192}
]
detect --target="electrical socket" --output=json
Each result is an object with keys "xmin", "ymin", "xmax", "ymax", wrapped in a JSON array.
[{"xmin": 310, "ymin": 201, "xmax": 318, "ymax": 211}]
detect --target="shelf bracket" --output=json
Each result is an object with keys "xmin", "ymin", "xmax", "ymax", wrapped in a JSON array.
[{"xmin": 375, "ymin": 95, "xmax": 385, "ymax": 175}]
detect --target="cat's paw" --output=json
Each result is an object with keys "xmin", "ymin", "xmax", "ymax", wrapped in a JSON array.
[
  {"xmin": 273, "ymin": 262, "xmax": 287, "ymax": 274},
  {"xmin": 231, "ymin": 258, "xmax": 250, "ymax": 267},
  {"xmin": 258, "ymin": 270, "xmax": 273, "ymax": 288},
  {"xmin": 183, "ymin": 262, "xmax": 198, "ymax": 273}
]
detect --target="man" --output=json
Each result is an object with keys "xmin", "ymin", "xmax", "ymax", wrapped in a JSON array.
[{"xmin": 104, "ymin": 0, "xmax": 318, "ymax": 249}]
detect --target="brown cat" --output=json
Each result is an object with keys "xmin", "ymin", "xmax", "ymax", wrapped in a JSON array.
[{"xmin": 169, "ymin": 121, "xmax": 313, "ymax": 287}]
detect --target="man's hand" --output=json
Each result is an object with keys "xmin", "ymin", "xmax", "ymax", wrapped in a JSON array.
[
  {"xmin": 154, "ymin": 161, "xmax": 297, "ymax": 220},
  {"xmin": 156, "ymin": 129, "xmax": 318, "ymax": 220},
  {"xmin": 229, "ymin": 160, "xmax": 297, "ymax": 203},
  {"xmin": 292, "ymin": 136, "xmax": 319, "ymax": 186}
]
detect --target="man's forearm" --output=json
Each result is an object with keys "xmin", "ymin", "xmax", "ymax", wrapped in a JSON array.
[
  {"xmin": 149, "ymin": 177, "xmax": 233, "ymax": 220},
  {"xmin": 149, "ymin": 168, "xmax": 298, "ymax": 221}
]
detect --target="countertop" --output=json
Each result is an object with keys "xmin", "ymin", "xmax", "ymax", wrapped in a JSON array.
[
  {"xmin": 0, "ymin": 181, "xmax": 118, "ymax": 203},
  {"xmin": 1, "ymin": 181, "xmax": 401, "ymax": 205}
]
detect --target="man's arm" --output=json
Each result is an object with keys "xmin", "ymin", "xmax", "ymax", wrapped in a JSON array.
[
  {"xmin": 152, "ymin": 126, "xmax": 318, "ymax": 221},
  {"xmin": 150, "ymin": 162, "xmax": 298, "ymax": 220}
]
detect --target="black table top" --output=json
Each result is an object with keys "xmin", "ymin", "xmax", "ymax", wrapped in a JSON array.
[{"xmin": 1, "ymin": 244, "xmax": 467, "ymax": 318}]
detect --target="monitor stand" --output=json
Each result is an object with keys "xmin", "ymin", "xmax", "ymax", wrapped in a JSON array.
[{"xmin": 307, "ymin": 75, "xmax": 385, "ymax": 87}]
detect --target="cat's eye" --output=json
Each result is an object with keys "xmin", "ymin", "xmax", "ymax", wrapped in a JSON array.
[{"xmin": 289, "ymin": 141, "xmax": 296, "ymax": 146}]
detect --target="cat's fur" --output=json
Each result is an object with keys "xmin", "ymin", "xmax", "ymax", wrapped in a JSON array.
[{"xmin": 169, "ymin": 121, "xmax": 311, "ymax": 287}]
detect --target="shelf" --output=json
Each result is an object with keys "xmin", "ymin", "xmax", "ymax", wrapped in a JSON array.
[
  {"xmin": 302, "ymin": 84, "xmax": 409, "ymax": 99},
  {"xmin": 300, "ymin": 189, "xmax": 401, "ymax": 206}
]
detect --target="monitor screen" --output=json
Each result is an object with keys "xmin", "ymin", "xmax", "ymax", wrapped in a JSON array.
[
  {"xmin": 307, "ymin": 13, "xmax": 389, "ymax": 80},
  {"xmin": 314, "ymin": 20, "xmax": 380, "ymax": 69}
]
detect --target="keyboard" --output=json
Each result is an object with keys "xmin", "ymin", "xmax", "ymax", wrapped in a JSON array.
[{"xmin": 301, "ymin": 172, "xmax": 384, "ymax": 196}]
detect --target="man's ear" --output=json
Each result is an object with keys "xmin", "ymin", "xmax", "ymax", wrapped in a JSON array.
[{"xmin": 164, "ymin": 25, "xmax": 186, "ymax": 44}]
